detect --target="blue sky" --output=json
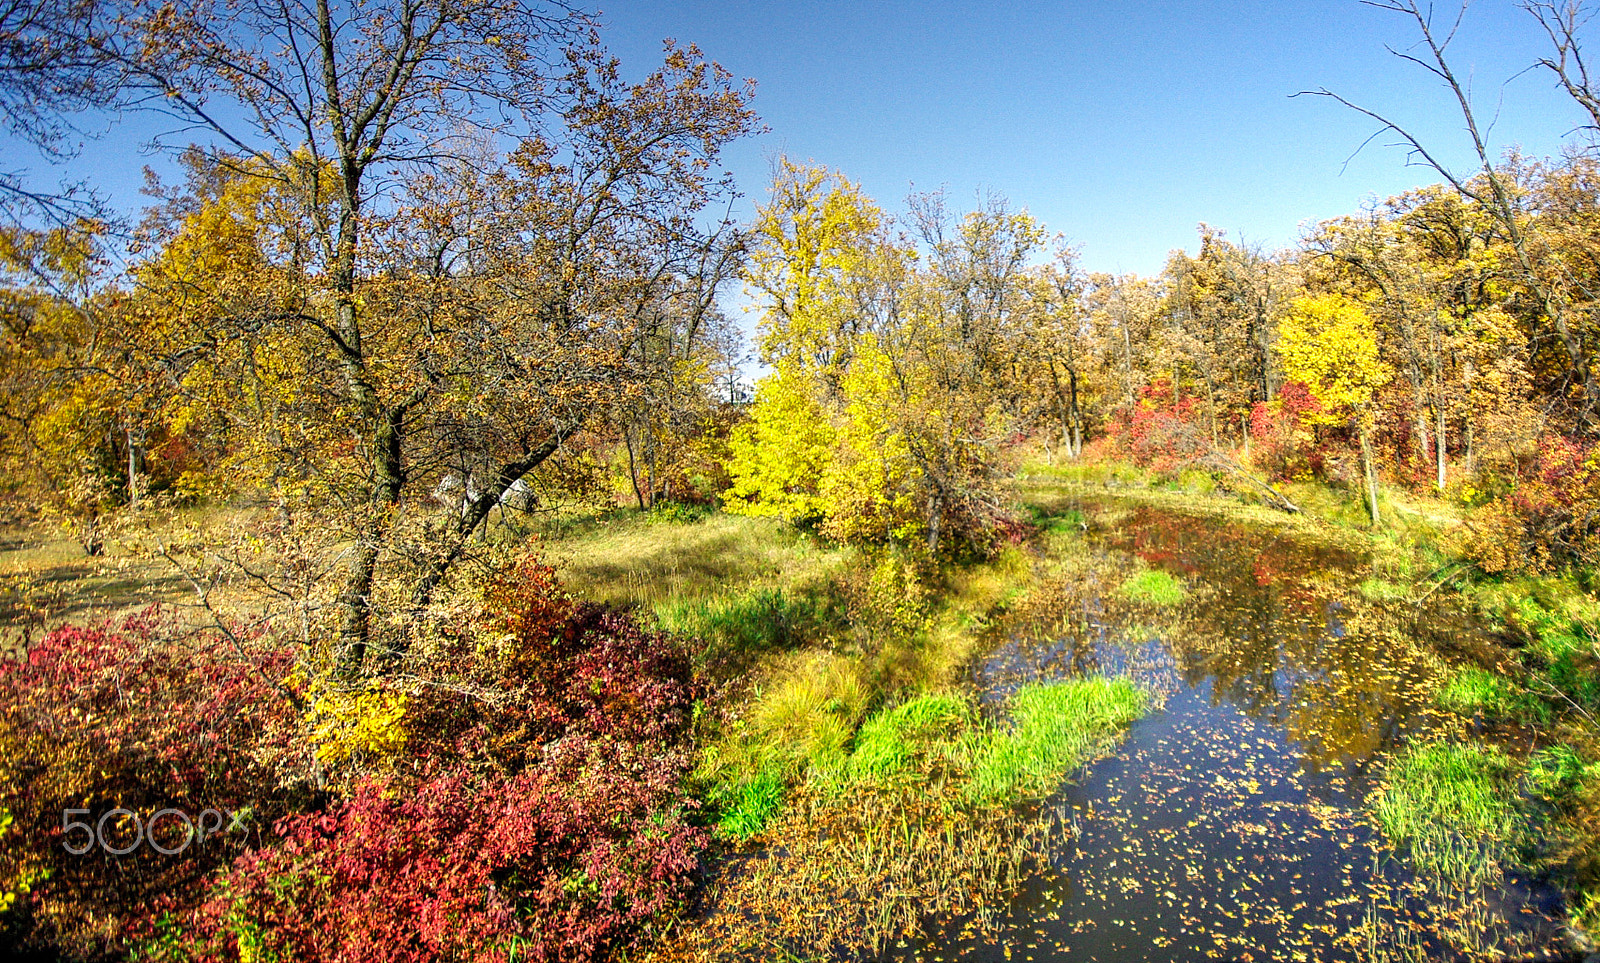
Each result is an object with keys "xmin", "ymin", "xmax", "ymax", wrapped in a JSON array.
[
  {"xmin": 11, "ymin": 0, "xmax": 1589, "ymax": 279},
  {"xmin": 595, "ymin": 0, "xmax": 1588, "ymax": 275}
]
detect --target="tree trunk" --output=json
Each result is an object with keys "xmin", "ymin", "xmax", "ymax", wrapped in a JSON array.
[
  {"xmin": 406, "ymin": 429, "xmax": 576, "ymax": 627},
  {"xmin": 1358, "ymin": 425, "xmax": 1381, "ymax": 528},
  {"xmin": 1414, "ymin": 414, "xmax": 1431, "ymax": 480},
  {"xmin": 338, "ymin": 387, "xmax": 406, "ymax": 671},
  {"xmin": 1068, "ymin": 367, "xmax": 1082, "ymax": 458},
  {"xmin": 126, "ymin": 425, "xmax": 143, "ymax": 506},
  {"xmin": 78, "ymin": 515, "xmax": 104, "ymax": 557},
  {"xmin": 926, "ymin": 491, "xmax": 943, "ymax": 556},
  {"xmin": 1435, "ymin": 406, "xmax": 1447, "ymax": 491},
  {"xmin": 624, "ymin": 426, "xmax": 646, "ymax": 510}
]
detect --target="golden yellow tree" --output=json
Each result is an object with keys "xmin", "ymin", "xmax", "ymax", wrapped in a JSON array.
[{"xmin": 1276, "ymin": 293, "xmax": 1393, "ymax": 525}]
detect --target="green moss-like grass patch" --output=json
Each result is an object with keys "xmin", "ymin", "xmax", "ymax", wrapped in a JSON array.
[
  {"xmin": 967, "ymin": 677, "xmax": 1147, "ymax": 803},
  {"xmin": 1370, "ymin": 741, "xmax": 1522, "ymax": 888},
  {"xmin": 1119, "ymin": 568, "xmax": 1187, "ymax": 607}
]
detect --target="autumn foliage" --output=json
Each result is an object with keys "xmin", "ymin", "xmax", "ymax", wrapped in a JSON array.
[
  {"xmin": 1459, "ymin": 436, "xmax": 1600, "ymax": 575},
  {"xmin": 0, "ymin": 612, "xmax": 304, "ymax": 958},
  {"xmin": 1107, "ymin": 380, "xmax": 1211, "ymax": 475},
  {"xmin": 1, "ymin": 559, "xmax": 706, "ymax": 963}
]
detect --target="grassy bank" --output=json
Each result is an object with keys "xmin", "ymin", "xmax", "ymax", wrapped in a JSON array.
[
  {"xmin": 541, "ymin": 506, "xmax": 1151, "ymax": 959},
  {"xmin": 546, "ymin": 507, "xmax": 1049, "ymax": 834},
  {"xmin": 661, "ymin": 680, "xmax": 1146, "ymax": 960}
]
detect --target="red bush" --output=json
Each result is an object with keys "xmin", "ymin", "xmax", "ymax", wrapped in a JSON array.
[
  {"xmin": 0, "ymin": 612, "xmax": 305, "ymax": 960},
  {"xmin": 149, "ymin": 556, "xmax": 706, "ymax": 963},
  {"xmin": 1248, "ymin": 382, "xmax": 1324, "ymax": 482},
  {"xmin": 1463, "ymin": 434, "xmax": 1600, "ymax": 574},
  {"xmin": 4, "ymin": 557, "xmax": 706, "ymax": 963},
  {"xmin": 169, "ymin": 762, "xmax": 704, "ymax": 963},
  {"xmin": 1109, "ymin": 379, "xmax": 1211, "ymax": 475}
]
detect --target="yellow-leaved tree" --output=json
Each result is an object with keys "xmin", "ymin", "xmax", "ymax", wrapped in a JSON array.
[
  {"xmin": 723, "ymin": 358, "xmax": 838, "ymax": 524},
  {"xmin": 725, "ymin": 162, "xmax": 926, "ymax": 541},
  {"xmin": 727, "ymin": 163, "xmax": 1032, "ymax": 555},
  {"xmin": 1275, "ymin": 293, "xmax": 1392, "ymax": 526}
]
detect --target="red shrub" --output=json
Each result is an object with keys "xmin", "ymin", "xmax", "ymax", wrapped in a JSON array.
[
  {"xmin": 1248, "ymin": 382, "xmax": 1324, "ymax": 482},
  {"xmin": 0, "ymin": 612, "xmax": 305, "ymax": 960},
  {"xmin": 1463, "ymin": 434, "xmax": 1600, "ymax": 574},
  {"xmin": 4, "ymin": 557, "xmax": 706, "ymax": 963},
  {"xmin": 169, "ymin": 762, "xmax": 704, "ymax": 963},
  {"xmin": 1108, "ymin": 379, "xmax": 1211, "ymax": 475},
  {"xmin": 151, "ymin": 556, "xmax": 706, "ymax": 963}
]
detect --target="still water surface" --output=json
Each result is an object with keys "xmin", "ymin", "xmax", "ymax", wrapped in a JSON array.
[{"xmin": 892, "ymin": 501, "xmax": 1572, "ymax": 962}]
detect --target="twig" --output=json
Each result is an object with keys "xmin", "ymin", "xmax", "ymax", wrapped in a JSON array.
[{"xmin": 156, "ymin": 537, "xmax": 306, "ymax": 713}]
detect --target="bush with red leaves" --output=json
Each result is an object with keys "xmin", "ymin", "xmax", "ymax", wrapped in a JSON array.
[
  {"xmin": 1107, "ymin": 380, "xmax": 1212, "ymax": 475},
  {"xmin": 166, "ymin": 761, "xmax": 704, "ymax": 963},
  {"xmin": 0, "ymin": 611, "xmax": 305, "ymax": 960},
  {"xmin": 1248, "ymin": 382, "xmax": 1324, "ymax": 482},
  {"xmin": 144, "ymin": 556, "xmax": 706, "ymax": 963},
  {"xmin": 1463, "ymin": 434, "xmax": 1600, "ymax": 574}
]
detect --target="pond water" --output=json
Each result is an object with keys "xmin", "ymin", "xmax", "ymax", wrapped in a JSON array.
[{"xmin": 889, "ymin": 501, "xmax": 1576, "ymax": 963}]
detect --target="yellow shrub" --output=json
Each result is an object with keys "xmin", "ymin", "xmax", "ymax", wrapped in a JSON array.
[
  {"xmin": 0, "ymin": 807, "xmax": 47, "ymax": 916},
  {"xmin": 307, "ymin": 676, "xmax": 411, "ymax": 767}
]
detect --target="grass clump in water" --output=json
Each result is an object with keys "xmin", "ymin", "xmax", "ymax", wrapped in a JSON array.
[
  {"xmin": 845, "ymin": 692, "xmax": 972, "ymax": 783},
  {"xmin": 967, "ymin": 678, "xmax": 1146, "ymax": 803},
  {"xmin": 1371, "ymin": 741, "xmax": 1522, "ymax": 888},
  {"xmin": 1526, "ymin": 744, "xmax": 1600, "ymax": 804},
  {"xmin": 1119, "ymin": 568, "xmax": 1187, "ymax": 607},
  {"xmin": 1435, "ymin": 666, "xmax": 1550, "ymax": 724},
  {"xmin": 675, "ymin": 677, "xmax": 1144, "ymax": 960}
]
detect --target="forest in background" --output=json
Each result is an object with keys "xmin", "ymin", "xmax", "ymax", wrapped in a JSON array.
[{"xmin": 7, "ymin": 0, "xmax": 1600, "ymax": 961}]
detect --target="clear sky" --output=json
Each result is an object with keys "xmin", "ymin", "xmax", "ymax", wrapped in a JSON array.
[
  {"xmin": 592, "ymin": 0, "xmax": 1590, "ymax": 276},
  {"xmin": 9, "ymin": 0, "xmax": 1591, "ymax": 279}
]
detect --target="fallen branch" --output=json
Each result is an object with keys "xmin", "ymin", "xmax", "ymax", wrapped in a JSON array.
[{"xmin": 1196, "ymin": 453, "xmax": 1301, "ymax": 513}]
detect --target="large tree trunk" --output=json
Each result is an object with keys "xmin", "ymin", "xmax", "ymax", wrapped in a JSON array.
[
  {"xmin": 337, "ymin": 381, "xmax": 406, "ymax": 671},
  {"xmin": 1047, "ymin": 359, "xmax": 1074, "ymax": 457}
]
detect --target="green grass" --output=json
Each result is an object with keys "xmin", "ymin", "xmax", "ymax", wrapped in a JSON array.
[
  {"xmin": 1040, "ymin": 508, "xmax": 1086, "ymax": 534},
  {"xmin": 966, "ymin": 677, "xmax": 1147, "ymax": 803},
  {"xmin": 1435, "ymin": 666, "xmax": 1550, "ymax": 724},
  {"xmin": 844, "ymin": 692, "xmax": 972, "ymax": 782},
  {"xmin": 1119, "ymin": 568, "xmax": 1187, "ymax": 607},
  {"xmin": 1370, "ymin": 741, "xmax": 1522, "ymax": 888},
  {"xmin": 1526, "ymin": 744, "xmax": 1600, "ymax": 804},
  {"xmin": 1357, "ymin": 577, "xmax": 1409, "ymax": 602},
  {"xmin": 653, "ymin": 585, "xmax": 844, "ymax": 660},
  {"xmin": 713, "ymin": 767, "xmax": 786, "ymax": 840},
  {"xmin": 796, "ymin": 676, "xmax": 1147, "ymax": 808},
  {"xmin": 1464, "ymin": 576, "xmax": 1600, "ymax": 711}
]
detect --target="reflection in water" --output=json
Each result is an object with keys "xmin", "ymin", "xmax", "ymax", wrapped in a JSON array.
[
  {"xmin": 891, "ymin": 502, "xmax": 1569, "ymax": 963},
  {"xmin": 1114, "ymin": 507, "xmax": 1429, "ymax": 784}
]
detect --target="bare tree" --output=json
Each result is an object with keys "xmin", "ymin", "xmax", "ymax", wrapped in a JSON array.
[
  {"xmin": 0, "ymin": 0, "xmax": 112, "ymax": 223},
  {"xmin": 1526, "ymin": 0, "xmax": 1600, "ymax": 136},
  {"xmin": 1300, "ymin": 0, "xmax": 1600, "ymax": 424}
]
